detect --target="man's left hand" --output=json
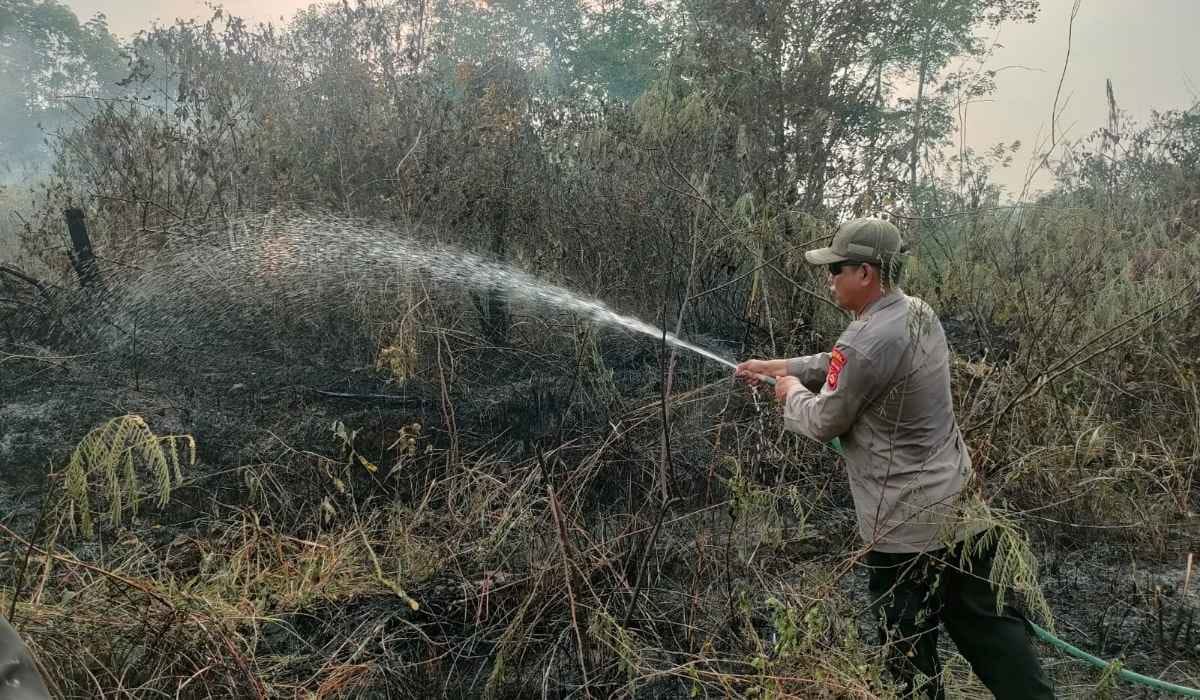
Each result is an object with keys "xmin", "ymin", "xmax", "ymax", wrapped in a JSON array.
[{"xmin": 774, "ymin": 375, "xmax": 801, "ymax": 402}]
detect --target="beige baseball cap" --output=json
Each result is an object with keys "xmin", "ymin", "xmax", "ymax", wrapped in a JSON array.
[{"xmin": 804, "ymin": 217, "xmax": 904, "ymax": 265}]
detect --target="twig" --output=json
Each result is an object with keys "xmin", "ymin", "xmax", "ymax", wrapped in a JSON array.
[
  {"xmin": 307, "ymin": 388, "xmax": 421, "ymax": 403},
  {"xmin": 968, "ymin": 284, "xmax": 1198, "ymax": 436},
  {"xmin": 0, "ymin": 265, "xmax": 49, "ymax": 294},
  {"xmin": 0, "ymin": 522, "xmax": 175, "ymax": 610},
  {"xmin": 1049, "ymin": 0, "xmax": 1083, "ymax": 149},
  {"xmin": 1185, "ymin": 552, "xmax": 1194, "ymax": 597},
  {"xmin": 345, "ymin": 128, "xmax": 424, "ymax": 200},
  {"xmin": 659, "ymin": 218, "xmax": 689, "ymax": 499},
  {"xmin": 360, "ymin": 529, "xmax": 420, "ymax": 611},
  {"xmin": 685, "ymin": 234, "xmax": 834, "ymax": 304},
  {"xmin": 764, "ymin": 262, "xmax": 849, "ymax": 316},
  {"xmin": 547, "ymin": 484, "xmax": 592, "ymax": 697},
  {"xmin": 8, "ymin": 477, "xmax": 53, "ymax": 624},
  {"xmin": 623, "ymin": 496, "xmax": 677, "ymax": 629}
]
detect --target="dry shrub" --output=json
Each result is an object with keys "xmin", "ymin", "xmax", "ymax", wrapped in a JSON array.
[{"xmin": 911, "ymin": 206, "xmax": 1200, "ymax": 552}]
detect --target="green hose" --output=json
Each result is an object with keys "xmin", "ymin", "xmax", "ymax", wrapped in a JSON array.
[{"xmin": 1028, "ymin": 622, "xmax": 1200, "ymax": 697}]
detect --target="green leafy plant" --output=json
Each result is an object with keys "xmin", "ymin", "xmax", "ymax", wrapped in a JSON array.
[{"xmin": 62, "ymin": 414, "xmax": 193, "ymax": 537}]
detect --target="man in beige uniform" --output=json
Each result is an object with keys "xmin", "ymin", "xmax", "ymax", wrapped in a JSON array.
[{"xmin": 736, "ymin": 218, "xmax": 1052, "ymax": 699}]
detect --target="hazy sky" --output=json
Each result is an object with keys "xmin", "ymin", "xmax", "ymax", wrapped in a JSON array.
[
  {"xmin": 965, "ymin": 0, "xmax": 1200, "ymax": 194},
  {"xmin": 64, "ymin": 0, "xmax": 1200, "ymax": 195}
]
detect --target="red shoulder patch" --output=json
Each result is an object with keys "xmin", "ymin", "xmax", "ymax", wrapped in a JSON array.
[{"xmin": 826, "ymin": 348, "xmax": 847, "ymax": 390}]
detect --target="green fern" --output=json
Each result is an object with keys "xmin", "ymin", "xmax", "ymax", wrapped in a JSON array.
[
  {"xmin": 954, "ymin": 498, "xmax": 1054, "ymax": 632},
  {"xmin": 1093, "ymin": 659, "xmax": 1123, "ymax": 699},
  {"xmin": 62, "ymin": 415, "xmax": 194, "ymax": 537},
  {"xmin": 589, "ymin": 609, "xmax": 641, "ymax": 686}
]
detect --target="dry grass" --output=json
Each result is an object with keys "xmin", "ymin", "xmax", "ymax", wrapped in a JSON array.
[{"xmin": 1, "ymin": 203, "xmax": 1197, "ymax": 698}]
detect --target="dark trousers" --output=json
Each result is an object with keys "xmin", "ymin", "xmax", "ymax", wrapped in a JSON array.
[{"xmin": 865, "ymin": 533, "xmax": 1055, "ymax": 700}]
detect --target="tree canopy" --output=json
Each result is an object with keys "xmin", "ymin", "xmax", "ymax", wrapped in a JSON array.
[{"xmin": 0, "ymin": 0, "xmax": 124, "ymax": 176}]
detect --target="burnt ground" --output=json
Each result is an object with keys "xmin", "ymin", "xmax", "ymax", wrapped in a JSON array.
[{"xmin": 2, "ymin": 316, "xmax": 1198, "ymax": 698}]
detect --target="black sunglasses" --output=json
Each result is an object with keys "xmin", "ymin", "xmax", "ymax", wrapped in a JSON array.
[{"xmin": 828, "ymin": 261, "xmax": 869, "ymax": 276}]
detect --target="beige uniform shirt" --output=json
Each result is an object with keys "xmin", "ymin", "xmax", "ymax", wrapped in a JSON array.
[{"xmin": 783, "ymin": 290, "xmax": 973, "ymax": 553}]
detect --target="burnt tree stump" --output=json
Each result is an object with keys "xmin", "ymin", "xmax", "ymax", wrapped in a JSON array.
[{"xmin": 65, "ymin": 208, "xmax": 100, "ymax": 287}]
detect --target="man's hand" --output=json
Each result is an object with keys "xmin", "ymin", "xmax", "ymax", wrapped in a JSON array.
[
  {"xmin": 734, "ymin": 358, "xmax": 785, "ymax": 386},
  {"xmin": 774, "ymin": 375, "xmax": 801, "ymax": 402}
]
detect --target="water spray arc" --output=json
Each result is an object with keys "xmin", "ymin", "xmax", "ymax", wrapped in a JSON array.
[{"xmin": 104, "ymin": 215, "xmax": 750, "ymax": 379}]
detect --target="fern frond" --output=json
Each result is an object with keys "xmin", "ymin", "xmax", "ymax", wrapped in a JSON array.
[
  {"xmin": 953, "ymin": 500, "xmax": 1054, "ymax": 633},
  {"xmin": 60, "ymin": 415, "xmax": 192, "ymax": 538}
]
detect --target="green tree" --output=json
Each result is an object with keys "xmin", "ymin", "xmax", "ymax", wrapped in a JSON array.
[
  {"xmin": 0, "ymin": 0, "xmax": 124, "ymax": 177},
  {"xmin": 657, "ymin": 0, "xmax": 1038, "ymax": 214}
]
